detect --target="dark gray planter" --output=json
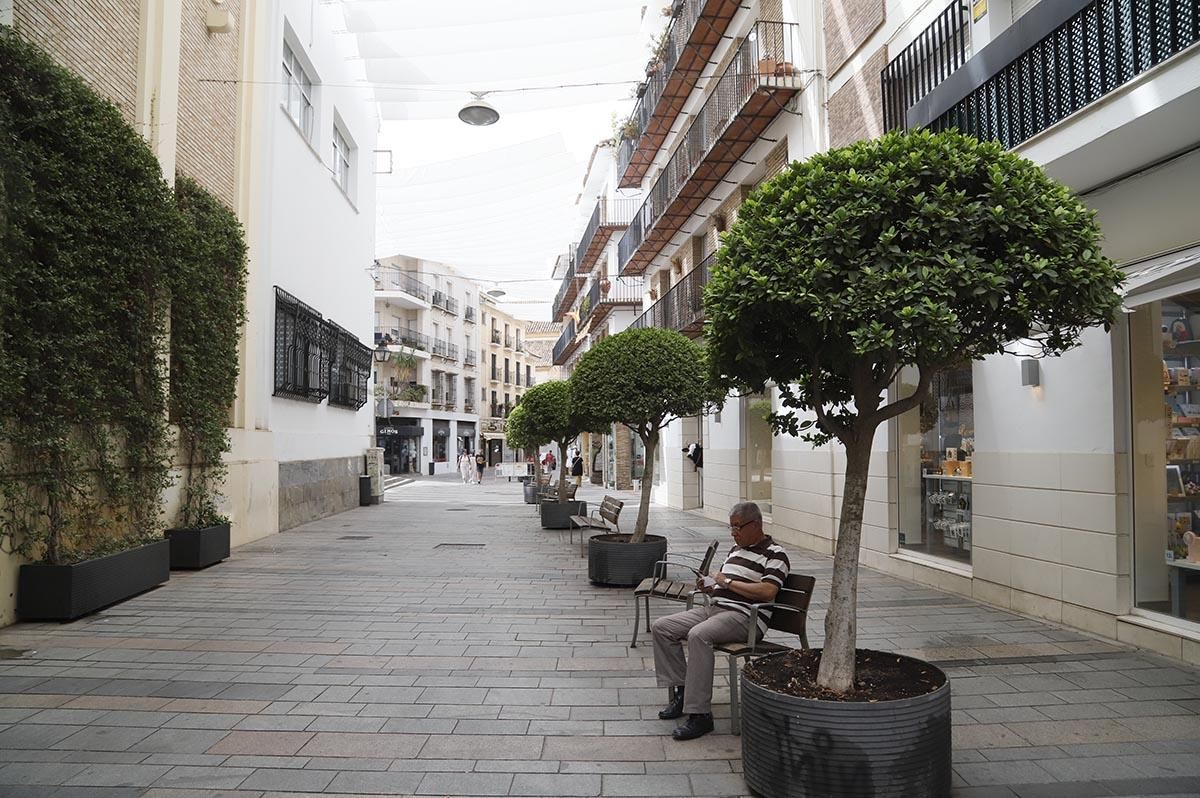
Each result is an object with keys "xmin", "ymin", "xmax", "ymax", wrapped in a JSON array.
[
  {"xmin": 587, "ymin": 533, "xmax": 668, "ymax": 587},
  {"xmin": 523, "ymin": 482, "xmax": 539, "ymax": 504},
  {"xmin": 741, "ymin": 653, "xmax": 951, "ymax": 798},
  {"xmin": 18, "ymin": 539, "xmax": 171, "ymax": 621},
  {"xmin": 540, "ymin": 500, "xmax": 586, "ymax": 529},
  {"xmin": 166, "ymin": 523, "xmax": 230, "ymax": 569}
]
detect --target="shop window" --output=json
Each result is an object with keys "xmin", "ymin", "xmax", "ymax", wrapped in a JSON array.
[
  {"xmin": 898, "ymin": 365, "xmax": 974, "ymax": 564},
  {"xmin": 433, "ymin": 421, "xmax": 450, "ymax": 463},
  {"xmin": 1131, "ymin": 293, "xmax": 1200, "ymax": 620},
  {"xmin": 743, "ymin": 390, "xmax": 773, "ymax": 514}
]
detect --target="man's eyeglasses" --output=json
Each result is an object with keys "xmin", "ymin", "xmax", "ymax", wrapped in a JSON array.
[{"xmin": 729, "ymin": 519, "xmax": 756, "ymax": 532}]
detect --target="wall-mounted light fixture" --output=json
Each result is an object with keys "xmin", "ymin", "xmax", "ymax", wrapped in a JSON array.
[{"xmin": 1020, "ymin": 359, "xmax": 1040, "ymax": 387}]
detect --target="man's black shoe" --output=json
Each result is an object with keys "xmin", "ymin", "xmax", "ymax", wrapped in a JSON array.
[
  {"xmin": 671, "ymin": 713, "xmax": 714, "ymax": 740},
  {"xmin": 658, "ymin": 686, "xmax": 685, "ymax": 720}
]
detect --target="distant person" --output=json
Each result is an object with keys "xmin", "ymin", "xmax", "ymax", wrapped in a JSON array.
[
  {"xmin": 459, "ymin": 451, "xmax": 473, "ymax": 484},
  {"xmin": 475, "ymin": 452, "xmax": 486, "ymax": 483},
  {"xmin": 571, "ymin": 453, "xmax": 584, "ymax": 486}
]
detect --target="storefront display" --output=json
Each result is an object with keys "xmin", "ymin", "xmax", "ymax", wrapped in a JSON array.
[{"xmin": 899, "ymin": 366, "xmax": 974, "ymax": 564}]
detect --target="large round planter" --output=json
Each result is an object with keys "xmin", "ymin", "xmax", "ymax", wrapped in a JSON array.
[
  {"xmin": 741, "ymin": 652, "xmax": 951, "ymax": 798},
  {"xmin": 587, "ymin": 533, "xmax": 668, "ymax": 587},
  {"xmin": 540, "ymin": 500, "xmax": 587, "ymax": 529}
]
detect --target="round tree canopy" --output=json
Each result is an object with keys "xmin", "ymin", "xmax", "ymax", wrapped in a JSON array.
[
  {"xmin": 514, "ymin": 380, "xmax": 579, "ymax": 447},
  {"xmin": 705, "ymin": 129, "xmax": 1123, "ymax": 444},
  {"xmin": 571, "ymin": 327, "xmax": 715, "ymax": 437}
]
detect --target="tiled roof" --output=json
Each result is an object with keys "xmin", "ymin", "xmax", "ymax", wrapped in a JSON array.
[{"xmin": 524, "ymin": 321, "xmax": 562, "ymax": 336}]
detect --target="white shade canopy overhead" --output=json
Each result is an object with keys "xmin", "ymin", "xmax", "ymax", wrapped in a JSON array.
[{"xmin": 338, "ymin": 0, "xmax": 656, "ymax": 317}]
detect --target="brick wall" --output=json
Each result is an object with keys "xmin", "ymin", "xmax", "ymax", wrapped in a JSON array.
[
  {"xmin": 824, "ymin": 0, "xmax": 884, "ymax": 75},
  {"xmin": 176, "ymin": 0, "xmax": 240, "ymax": 206},
  {"xmin": 827, "ymin": 46, "xmax": 888, "ymax": 149},
  {"xmin": 14, "ymin": 0, "xmax": 142, "ymax": 125}
]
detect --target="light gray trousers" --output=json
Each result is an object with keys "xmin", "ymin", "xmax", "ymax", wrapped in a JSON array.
[{"xmin": 650, "ymin": 605, "xmax": 752, "ymax": 715}]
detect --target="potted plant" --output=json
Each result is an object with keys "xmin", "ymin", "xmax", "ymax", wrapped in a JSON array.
[
  {"xmin": 514, "ymin": 381, "xmax": 591, "ymax": 528},
  {"xmin": 504, "ymin": 404, "xmax": 541, "ymax": 504},
  {"xmin": 1, "ymin": 30, "xmax": 183, "ymax": 619},
  {"xmin": 705, "ymin": 130, "xmax": 1124, "ymax": 797},
  {"xmin": 571, "ymin": 328, "xmax": 717, "ymax": 585},
  {"xmin": 164, "ymin": 176, "xmax": 248, "ymax": 570}
]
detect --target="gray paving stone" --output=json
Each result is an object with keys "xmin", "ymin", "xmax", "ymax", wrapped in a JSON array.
[
  {"xmin": 326, "ymin": 770, "xmax": 423, "ymax": 793},
  {"xmin": 237, "ymin": 766, "xmax": 335, "ymax": 792},
  {"xmin": 511, "ymin": 772, "xmax": 603, "ymax": 795},
  {"xmin": 601, "ymin": 773, "xmax": 692, "ymax": 795},
  {"xmin": 416, "ymin": 771, "xmax": 513, "ymax": 795},
  {"xmin": 62, "ymin": 763, "xmax": 173, "ymax": 787},
  {"xmin": 151, "ymin": 765, "xmax": 255, "ymax": 789}
]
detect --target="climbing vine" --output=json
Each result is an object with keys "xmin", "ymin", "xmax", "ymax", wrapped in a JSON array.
[
  {"xmin": 0, "ymin": 27, "xmax": 178, "ymax": 564},
  {"xmin": 170, "ymin": 176, "xmax": 248, "ymax": 529}
]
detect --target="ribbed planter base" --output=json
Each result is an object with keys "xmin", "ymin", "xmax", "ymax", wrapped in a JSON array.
[
  {"xmin": 523, "ymin": 482, "xmax": 538, "ymax": 504},
  {"xmin": 741, "ymin": 652, "xmax": 951, "ymax": 798},
  {"xmin": 18, "ymin": 539, "xmax": 171, "ymax": 621},
  {"xmin": 166, "ymin": 523, "xmax": 230, "ymax": 569},
  {"xmin": 588, "ymin": 533, "xmax": 668, "ymax": 587},
  {"xmin": 540, "ymin": 500, "xmax": 586, "ymax": 529}
]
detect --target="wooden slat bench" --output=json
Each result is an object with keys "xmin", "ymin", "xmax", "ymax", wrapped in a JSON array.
[
  {"xmin": 568, "ymin": 495, "xmax": 623, "ymax": 552},
  {"xmin": 629, "ymin": 539, "xmax": 720, "ymax": 648},
  {"xmin": 714, "ymin": 572, "xmax": 816, "ymax": 735}
]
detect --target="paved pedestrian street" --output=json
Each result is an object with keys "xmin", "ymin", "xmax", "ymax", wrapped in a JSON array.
[{"xmin": 0, "ymin": 477, "xmax": 1198, "ymax": 797}]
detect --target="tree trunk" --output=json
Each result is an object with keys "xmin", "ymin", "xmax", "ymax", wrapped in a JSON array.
[
  {"xmin": 556, "ymin": 441, "xmax": 569, "ymax": 502},
  {"xmin": 816, "ymin": 428, "xmax": 875, "ymax": 693},
  {"xmin": 631, "ymin": 429, "xmax": 657, "ymax": 543}
]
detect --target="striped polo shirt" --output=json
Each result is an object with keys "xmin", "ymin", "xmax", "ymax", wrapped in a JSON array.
[{"xmin": 713, "ymin": 536, "xmax": 791, "ymax": 634}]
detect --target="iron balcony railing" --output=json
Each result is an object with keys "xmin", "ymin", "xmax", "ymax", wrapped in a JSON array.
[
  {"xmin": 465, "ymin": 306, "xmax": 477, "ymax": 323},
  {"xmin": 373, "ymin": 268, "xmax": 431, "ymax": 301},
  {"xmin": 490, "ymin": 402, "xmax": 513, "ymax": 418},
  {"xmin": 618, "ymin": 21, "xmax": 802, "ymax": 274},
  {"xmin": 552, "ymin": 246, "xmax": 580, "ymax": 321},
  {"xmin": 616, "ymin": 0, "xmax": 712, "ymax": 182},
  {"xmin": 576, "ymin": 198, "xmax": 640, "ymax": 273},
  {"xmin": 464, "ymin": 351, "xmax": 478, "ymax": 367},
  {"xmin": 504, "ymin": 334, "xmax": 514, "ymax": 349},
  {"xmin": 464, "ymin": 400, "xmax": 476, "ymax": 413},
  {"xmin": 490, "ymin": 329, "xmax": 502, "ymax": 345},
  {"xmin": 446, "ymin": 297, "xmax": 459, "ymax": 315},
  {"xmin": 447, "ymin": 343, "xmax": 459, "ymax": 361},
  {"xmin": 516, "ymin": 340, "xmax": 525, "ymax": 352},
  {"xmin": 881, "ymin": 2, "xmax": 971, "ymax": 132},
  {"xmin": 515, "ymin": 371, "xmax": 522, "ymax": 386},
  {"xmin": 375, "ymin": 328, "xmax": 430, "ymax": 352},
  {"xmin": 504, "ymin": 372, "xmax": 511, "ymax": 385},
  {"xmin": 433, "ymin": 339, "xmax": 458, "ymax": 360},
  {"xmin": 630, "ymin": 253, "xmax": 713, "ymax": 336},
  {"xmin": 552, "ymin": 317, "xmax": 578, "ymax": 365},
  {"xmin": 581, "ymin": 275, "xmax": 645, "ymax": 325},
  {"xmin": 491, "ymin": 366, "xmax": 500, "ymax": 381},
  {"xmin": 920, "ymin": 0, "xmax": 1200, "ymax": 148}
]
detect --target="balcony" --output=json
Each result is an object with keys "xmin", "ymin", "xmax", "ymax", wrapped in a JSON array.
[
  {"xmin": 464, "ymin": 351, "xmax": 478, "ymax": 368},
  {"xmin": 576, "ymin": 198, "xmax": 639, "ymax": 274},
  {"xmin": 504, "ymin": 334, "xmax": 513, "ymax": 349},
  {"xmin": 431, "ymin": 340, "xmax": 458, "ymax": 361},
  {"xmin": 465, "ymin": 306, "xmax": 477, "ymax": 323},
  {"xmin": 880, "ymin": 1, "xmax": 971, "ymax": 133},
  {"xmin": 552, "ymin": 246, "xmax": 582, "ymax": 322},
  {"xmin": 899, "ymin": 0, "xmax": 1200, "ymax": 153},
  {"xmin": 431, "ymin": 291, "xmax": 459, "ymax": 315},
  {"xmin": 552, "ymin": 317, "xmax": 579, "ymax": 365},
  {"xmin": 464, "ymin": 400, "xmax": 476, "ymax": 414},
  {"xmin": 580, "ymin": 275, "xmax": 645, "ymax": 330},
  {"xmin": 490, "ymin": 367, "xmax": 500, "ymax": 382},
  {"xmin": 629, "ymin": 253, "xmax": 712, "ymax": 338},
  {"xmin": 515, "ymin": 340, "xmax": 525, "ymax": 352},
  {"xmin": 375, "ymin": 328, "xmax": 430, "ymax": 353},
  {"xmin": 490, "ymin": 329, "xmax": 502, "ymax": 345},
  {"xmin": 490, "ymin": 402, "xmax": 513, "ymax": 419},
  {"xmin": 618, "ymin": 22, "xmax": 804, "ymax": 276},
  {"xmin": 373, "ymin": 267, "xmax": 431, "ymax": 308},
  {"xmin": 616, "ymin": 0, "xmax": 745, "ymax": 189}
]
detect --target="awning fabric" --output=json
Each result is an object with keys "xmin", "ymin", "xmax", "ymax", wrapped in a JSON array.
[{"xmin": 1122, "ymin": 243, "xmax": 1200, "ymax": 308}]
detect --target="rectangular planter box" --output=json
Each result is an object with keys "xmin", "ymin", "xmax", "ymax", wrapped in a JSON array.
[
  {"xmin": 18, "ymin": 539, "xmax": 170, "ymax": 621},
  {"xmin": 541, "ymin": 500, "xmax": 587, "ymax": 529},
  {"xmin": 166, "ymin": 523, "xmax": 230, "ymax": 569}
]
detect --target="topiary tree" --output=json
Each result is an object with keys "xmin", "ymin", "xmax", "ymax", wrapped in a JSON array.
[
  {"xmin": 516, "ymin": 381, "xmax": 584, "ymax": 502},
  {"xmin": 705, "ymin": 129, "xmax": 1124, "ymax": 693},
  {"xmin": 572, "ymin": 327, "xmax": 716, "ymax": 543}
]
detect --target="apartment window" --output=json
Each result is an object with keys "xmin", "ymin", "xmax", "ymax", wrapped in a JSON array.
[
  {"xmin": 282, "ymin": 42, "xmax": 314, "ymax": 139},
  {"xmin": 332, "ymin": 123, "xmax": 353, "ymax": 194},
  {"xmin": 273, "ymin": 287, "xmax": 329, "ymax": 402}
]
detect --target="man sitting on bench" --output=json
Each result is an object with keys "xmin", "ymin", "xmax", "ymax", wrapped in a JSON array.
[{"xmin": 649, "ymin": 501, "xmax": 790, "ymax": 740}]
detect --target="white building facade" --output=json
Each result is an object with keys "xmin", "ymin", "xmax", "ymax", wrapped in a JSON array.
[{"xmin": 596, "ymin": 0, "xmax": 1200, "ymax": 664}]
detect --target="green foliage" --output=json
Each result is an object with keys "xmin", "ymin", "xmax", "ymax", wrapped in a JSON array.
[
  {"xmin": 0, "ymin": 26, "xmax": 179, "ymax": 563},
  {"xmin": 706, "ymin": 129, "xmax": 1124, "ymax": 446},
  {"xmin": 572, "ymin": 328, "xmax": 715, "ymax": 440},
  {"xmin": 516, "ymin": 381, "xmax": 581, "ymax": 448},
  {"xmin": 504, "ymin": 403, "xmax": 533, "ymax": 451},
  {"xmin": 170, "ymin": 176, "xmax": 248, "ymax": 530}
]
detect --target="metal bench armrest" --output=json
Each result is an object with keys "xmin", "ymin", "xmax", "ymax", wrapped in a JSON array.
[
  {"xmin": 651, "ymin": 558, "xmax": 701, "ymax": 582},
  {"xmin": 735, "ymin": 602, "xmax": 802, "ymax": 648}
]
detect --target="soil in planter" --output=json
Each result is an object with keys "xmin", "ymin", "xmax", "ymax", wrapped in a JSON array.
[{"xmin": 743, "ymin": 649, "xmax": 946, "ymax": 702}]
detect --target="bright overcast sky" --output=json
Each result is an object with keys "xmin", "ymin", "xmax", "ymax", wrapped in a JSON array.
[{"xmin": 333, "ymin": 0, "xmax": 661, "ymax": 320}]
